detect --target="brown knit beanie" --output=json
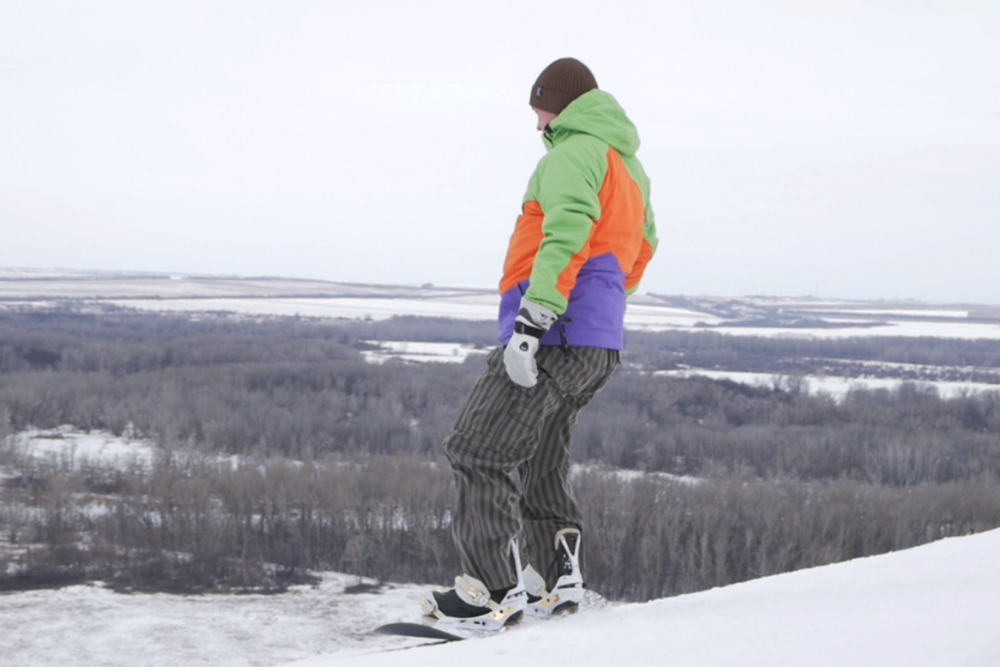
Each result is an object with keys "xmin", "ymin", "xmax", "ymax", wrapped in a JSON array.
[{"xmin": 529, "ymin": 58, "xmax": 598, "ymax": 115}]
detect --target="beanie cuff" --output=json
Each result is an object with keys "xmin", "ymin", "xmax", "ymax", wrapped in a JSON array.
[{"xmin": 530, "ymin": 87, "xmax": 581, "ymax": 115}]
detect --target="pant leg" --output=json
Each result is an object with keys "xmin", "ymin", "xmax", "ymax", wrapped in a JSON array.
[
  {"xmin": 444, "ymin": 348, "xmax": 559, "ymax": 590},
  {"xmin": 519, "ymin": 347, "xmax": 620, "ymax": 590},
  {"xmin": 518, "ymin": 399, "xmax": 582, "ymax": 590},
  {"xmin": 444, "ymin": 346, "xmax": 617, "ymax": 592}
]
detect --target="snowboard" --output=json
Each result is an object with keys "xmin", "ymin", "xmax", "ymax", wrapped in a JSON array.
[
  {"xmin": 373, "ymin": 590, "xmax": 606, "ymax": 644},
  {"xmin": 373, "ymin": 622, "xmax": 468, "ymax": 643}
]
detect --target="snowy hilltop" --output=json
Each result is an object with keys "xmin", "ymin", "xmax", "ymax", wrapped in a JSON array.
[
  {"xmin": 285, "ymin": 529, "xmax": 1000, "ymax": 667},
  {"xmin": 4, "ymin": 529, "xmax": 998, "ymax": 667}
]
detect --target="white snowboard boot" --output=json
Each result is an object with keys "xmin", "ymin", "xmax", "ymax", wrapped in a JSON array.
[
  {"xmin": 525, "ymin": 528, "xmax": 585, "ymax": 618},
  {"xmin": 420, "ymin": 540, "xmax": 527, "ymax": 634}
]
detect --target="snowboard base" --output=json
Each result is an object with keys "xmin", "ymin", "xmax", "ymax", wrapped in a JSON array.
[{"xmin": 374, "ymin": 622, "xmax": 466, "ymax": 642}]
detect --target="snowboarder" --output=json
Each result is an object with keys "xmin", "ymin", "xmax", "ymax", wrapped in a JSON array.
[{"xmin": 422, "ymin": 57, "xmax": 658, "ymax": 632}]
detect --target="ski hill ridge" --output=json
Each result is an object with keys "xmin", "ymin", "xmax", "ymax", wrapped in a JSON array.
[{"xmin": 284, "ymin": 528, "xmax": 1000, "ymax": 667}]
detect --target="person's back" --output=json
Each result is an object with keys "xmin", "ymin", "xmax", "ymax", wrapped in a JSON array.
[{"xmin": 500, "ymin": 84, "xmax": 656, "ymax": 352}]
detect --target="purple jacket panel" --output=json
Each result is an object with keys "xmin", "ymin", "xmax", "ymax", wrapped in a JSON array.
[{"xmin": 498, "ymin": 253, "xmax": 626, "ymax": 351}]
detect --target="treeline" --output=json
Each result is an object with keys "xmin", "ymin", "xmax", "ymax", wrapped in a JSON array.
[
  {"xmin": 3, "ymin": 451, "xmax": 998, "ymax": 601},
  {"xmin": 623, "ymin": 329, "xmax": 1000, "ymax": 382},
  {"xmin": 8, "ymin": 308, "xmax": 1000, "ymax": 377},
  {"xmin": 0, "ymin": 311, "xmax": 478, "ymax": 459},
  {"xmin": 576, "ymin": 470, "xmax": 1000, "ymax": 599},
  {"xmin": 0, "ymin": 358, "xmax": 475, "ymax": 459},
  {"xmin": 0, "ymin": 454, "xmax": 451, "ymax": 593},
  {"xmin": 3, "ymin": 312, "xmax": 1000, "ymax": 485},
  {"xmin": 577, "ymin": 374, "xmax": 1000, "ymax": 484}
]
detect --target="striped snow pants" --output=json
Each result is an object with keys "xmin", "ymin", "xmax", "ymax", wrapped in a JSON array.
[{"xmin": 443, "ymin": 345, "xmax": 619, "ymax": 592}]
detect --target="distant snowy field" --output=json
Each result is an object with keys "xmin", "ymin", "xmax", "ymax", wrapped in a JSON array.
[
  {"xmin": 86, "ymin": 298, "xmax": 1000, "ymax": 341},
  {"xmin": 5, "ymin": 271, "xmax": 1000, "ymax": 398},
  {"xmin": 3, "ymin": 530, "xmax": 999, "ymax": 667},
  {"xmin": 3, "ymin": 271, "xmax": 1000, "ymax": 340}
]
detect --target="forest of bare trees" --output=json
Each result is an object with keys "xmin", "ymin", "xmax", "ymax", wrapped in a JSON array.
[{"xmin": 2, "ymin": 309, "xmax": 1000, "ymax": 600}]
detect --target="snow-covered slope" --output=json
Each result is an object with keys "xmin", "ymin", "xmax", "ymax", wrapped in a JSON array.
[
  {"xmin": 3, "ymin": 527, "xmax": 999, "ymax": 666},
  {"xmin": 0, "ymin": 572, "xmax": 426, "ymax": 667},
  {"xmin": 286, "ymin": 529, "xmax": 1000, "ymax": 667}
]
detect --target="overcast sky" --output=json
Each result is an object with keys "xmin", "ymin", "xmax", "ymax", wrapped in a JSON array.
[{"xmin": 2, "ymin": 1, "xmax": 998, "ymax": 304}]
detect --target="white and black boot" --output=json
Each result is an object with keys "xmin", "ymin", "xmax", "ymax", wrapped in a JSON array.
[
  {"xmin": 420, "ymin": 540, "xmax": 528, "ymax": 634},
  {"xmin": 525, "ymin": 528, "xmax": 585, "ymax": 618}
]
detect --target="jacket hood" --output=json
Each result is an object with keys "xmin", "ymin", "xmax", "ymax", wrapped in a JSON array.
[{"xmin": 543, "ymin": 89, "xmax": 640, "ymax": 156}]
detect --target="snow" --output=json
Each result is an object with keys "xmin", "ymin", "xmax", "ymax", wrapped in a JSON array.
[
  {"xmin": 0, "ymin": 574, "xmax": 429, "ymax": 667},
  {"xmin": 105, "ymin": 297, "xmax": 501, "ymax": 321},
  {"xmin": 3, "ymin": 427, "xmax": 251, "ymax": 474},
  {"xmin": 360, "ymin": 341, "xmax": 491, "ymax": 365},
  {"xmin": 0, "ymin": 268, "xmax": 114, "ymax": 279},
  {"xmin": 4, "ymin": 529, "xmax": 1000, "ymax": 666},
  {"xmin": 806, "ymin": 376, "xmax": 1000, "ymax": 400},
  {"xmin": 623, "ymin": 303, "xmax": 725, "ymax": 328},
  {"xmin": 0, "ymin": 275, "xmax": 469, "ymax": 300},
  {"xmin": 570, "ymin": 463, "xmax": 703, "ymax": 486},
  {"xmin": 281, "ymin": 530, "xmax": 1000, "ymax": 667},
  {"xmin": 656, "ymin": 370, "xmax": 1000, "ymax": 400},
  {"xmin": 706, "ymin": 320, "xmax": 1000, "ymax": 340},
  {"xmin": 6, "ymin": 426, "xmax": 158, "ymax": 470},
  {"xmin": 814, "ymin": 308, "xmax": 972, "ymax": 319}
]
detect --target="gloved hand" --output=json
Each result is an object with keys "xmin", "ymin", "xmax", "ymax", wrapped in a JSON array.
[{"xmin": 504, "ymin": 297, "xmax": 558, "ymax": 387}]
